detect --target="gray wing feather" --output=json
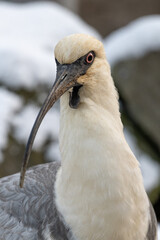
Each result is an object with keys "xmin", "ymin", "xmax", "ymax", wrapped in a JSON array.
[
  {"xmin": 146, "ymin": 200, "xmax": 157, "ymax": 240},
  {"xmin": 0, "ymin": 162, "xmax": 73, "ymax": 240}
]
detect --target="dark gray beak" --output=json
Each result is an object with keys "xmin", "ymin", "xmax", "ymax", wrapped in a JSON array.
[{"xmin": 19, "ymin": 64, "xmax": 79, "ymax": 188}]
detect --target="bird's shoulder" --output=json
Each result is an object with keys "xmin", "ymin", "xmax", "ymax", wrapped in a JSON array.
[
  {"xmin": 0, "ymin": 161, "xmax": 70, "ymax": 240},
  {"xmin": 0, "ymin": 161, "xmax": 61, "ymax": 206}
]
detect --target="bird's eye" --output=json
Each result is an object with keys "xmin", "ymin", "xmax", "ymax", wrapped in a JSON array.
[{"xmin": 86, "ymin": 52, "xmax": 94, "ymax": 64}]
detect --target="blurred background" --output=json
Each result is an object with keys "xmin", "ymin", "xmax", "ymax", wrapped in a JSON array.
[{"xmin": 0, "ymin": 0, "xmax": 160, "ymax": 234}]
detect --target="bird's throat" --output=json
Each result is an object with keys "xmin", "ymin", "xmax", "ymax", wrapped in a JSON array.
[{"xmin": 69, "ymin": 85, "xmax": 82, "ymax": 109}]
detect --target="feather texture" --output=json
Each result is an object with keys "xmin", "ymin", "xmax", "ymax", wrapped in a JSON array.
[{"xmin": 0, "ymin": 162, "xmax": 74, "ymax": 240}]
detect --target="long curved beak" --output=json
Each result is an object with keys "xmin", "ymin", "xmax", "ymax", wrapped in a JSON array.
[{"xmin": 19, "ymin": 64, "xmax": 78, "ymax": 188}]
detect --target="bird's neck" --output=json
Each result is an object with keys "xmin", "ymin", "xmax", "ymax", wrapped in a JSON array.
[
  {"xmin": 55, "ymin": 77, "xmax": 149, "ymax": 240},
  {"xmin": 59, "ymin": 69, "xmax": 127, "ymax": 170},
  {"xmin": 58, "ymin": 84, "xmax": 140, "ymax": 182}
]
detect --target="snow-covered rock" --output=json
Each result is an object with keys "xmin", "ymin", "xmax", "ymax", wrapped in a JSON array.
[
  {"xmin": 104, "ymin": 15, "xmax": 160, "ymax": 65},
  {"xmin": 12, "ymin": 104, "xmax": 59, "ymax": 149}
]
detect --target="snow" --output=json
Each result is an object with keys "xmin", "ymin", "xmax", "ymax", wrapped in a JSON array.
[
  {"xmin": 0, "ymin": 88, "xmax": 22, "ymax": 161},
  {"xmin": 0, "ymin": 1, "xmax": 101, "ymax": 89},
  {"xmin": 104, "ymin": 15, "xmax": 160, "ymax": 65}
]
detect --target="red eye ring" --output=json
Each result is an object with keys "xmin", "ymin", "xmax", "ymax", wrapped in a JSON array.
[{"xmin": 86, "ymin": 52, "xmax": 94, "ymax": 64}]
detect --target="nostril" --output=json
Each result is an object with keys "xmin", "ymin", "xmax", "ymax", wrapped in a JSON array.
[
  {"xmin": 60, "ymin": 74, "xmax": 67, "ymax": 83},
  {"xmin": 62, "ymin": 74, "xmax": 67, "ymax": 80}
]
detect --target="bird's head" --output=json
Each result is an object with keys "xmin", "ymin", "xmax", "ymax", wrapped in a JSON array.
[
  {"xmin": 19, "ymin": 34, "xmax": 114, "ymax": 187},
  {"xmin": 54, "ymin": 34, "xmax": 107, "ymax": 109}
]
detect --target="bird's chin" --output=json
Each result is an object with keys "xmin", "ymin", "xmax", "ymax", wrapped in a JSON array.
[{"xmin": 69, "ymin": 84, "xmax": 82, "ymax": 109}]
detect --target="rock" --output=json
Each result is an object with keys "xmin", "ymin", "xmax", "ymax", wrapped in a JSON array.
[{"xmin": 112, "ymin": 51, "xmax": 160, "ymax": 152}]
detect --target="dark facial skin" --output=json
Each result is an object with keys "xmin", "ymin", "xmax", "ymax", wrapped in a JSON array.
[{"xmin": 56, "ymin": 51, "xmax": 95, "ymax": 108}]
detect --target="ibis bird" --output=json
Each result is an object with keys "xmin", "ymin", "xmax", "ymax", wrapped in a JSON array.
[{"xmin": 0, "ymin": 34, "xmax": 157, "ymax": 240}]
